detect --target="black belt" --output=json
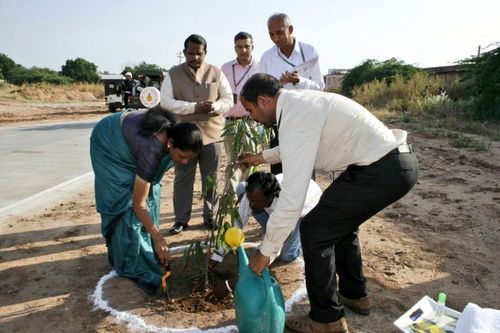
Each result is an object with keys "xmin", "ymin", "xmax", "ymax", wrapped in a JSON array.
[
  {"xmin": 225, "ymin": 116, "xmax": 249, "ymax": 121},
  {"xmin": 389, "ymin": 144, "xmax": 413, "ymax": 155}
]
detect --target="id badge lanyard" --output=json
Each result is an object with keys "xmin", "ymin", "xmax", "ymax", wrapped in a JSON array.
[{"xmin": 232, "ymin": 63, "xmax": 253, "ymax": 103}]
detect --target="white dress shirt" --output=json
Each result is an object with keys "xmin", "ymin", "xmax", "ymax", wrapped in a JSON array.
[
  {"xmin": 237, "ymin": 173, "xmax": 322, "ymax": 228},
  {"xmin": 160, "ymin": 65, "xmax": 233, "ymax": 115},
  {"xmin": 259, "ymin": 90, "xmax": 407, "ymax": 258},
  {"xmin": 259, "ymin": 39, "xmax": 325, "ymax": 91}
]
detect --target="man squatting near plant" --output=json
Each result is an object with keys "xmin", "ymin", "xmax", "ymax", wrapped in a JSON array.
[
  {"xmin": 237, "ymin": 73, "xmax": 419, "ymax": 333},
  {"xmin": 236, "ymin": 171, "xmax": 321, "ymax": 263},
  {"xmin": 208, "ymin": 171, "xmax": 321, "ymax": 301}
]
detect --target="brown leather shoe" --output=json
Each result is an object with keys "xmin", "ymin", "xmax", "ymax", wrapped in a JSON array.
[
  {"xmin": 285, "ymin": 314, "xmax": 348, "ymax": 333},
  {"xmin": 339, "ymin": 294, "xmax": 370, "ymax": 316}
]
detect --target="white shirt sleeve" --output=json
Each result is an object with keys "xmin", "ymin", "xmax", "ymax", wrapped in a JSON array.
[
  {"xmin": 262, "ymin": 146, "xmax": 281, "ymax": 164},
  {"xmin": 259, "ymin": 123, "xmax": 321, "ymax": 258},
  {"xmin": 159, "ymin": 73, "xmax": 196, "ymax": 114},
  {"xmin": 211, "ymin": 72, "xmax": 234, "ymax": 115},
  {"xmin": 258, "ymin": 54, "xmax": 269, "ymax": 76},
  {"xmin": 300, "ymin": 179, "xmax": 322, "ymax": 217},
  {"xmin": 295, "ymin": 46, "xmax": 325, "ymax": 91}
]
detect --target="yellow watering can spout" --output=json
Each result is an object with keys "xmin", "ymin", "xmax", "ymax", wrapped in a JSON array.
[{"xmin": 224, "ymin": 227, "xmax": 245, "ymax": 250}]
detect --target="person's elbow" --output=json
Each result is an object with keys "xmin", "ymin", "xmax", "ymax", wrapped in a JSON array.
[{"xmin": 132, "ymin": 199, "xmax": 147, "ymax": 213}]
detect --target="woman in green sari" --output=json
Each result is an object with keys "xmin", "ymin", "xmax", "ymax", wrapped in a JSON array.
[{"xmin": 90, "ymin": 109, "xmax": 202, "ymax": 294}]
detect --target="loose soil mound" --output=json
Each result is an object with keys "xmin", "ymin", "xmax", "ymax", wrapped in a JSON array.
[{"xmin": 102, "ymin": 242, "xmax": 304, "ymax": 330}]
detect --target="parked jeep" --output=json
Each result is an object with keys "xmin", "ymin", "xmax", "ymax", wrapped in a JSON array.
[
  {"xmin": 100, "ymin": 71, "xmax": 165, "ymax": 113},
  {"xmin": 101, "ymin": 74, "xmax": 124, "ymax": 113},
  {"xmin": 127, "ymin": 71, "xmax": 164, "ymax": 109}
]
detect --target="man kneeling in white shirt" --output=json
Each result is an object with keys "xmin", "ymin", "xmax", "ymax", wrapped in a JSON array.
[
  {"xmin": 236, "ymin": 171, "xmax": 322, "ymax": 262},
  {"xmin": 208, "ymin": 171, "xmax": 321, "ymax": 301}
]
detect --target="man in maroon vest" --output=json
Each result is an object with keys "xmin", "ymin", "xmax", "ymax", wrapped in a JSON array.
[{"xmin": 160, "ymin": 34, "xmax": 233, "ymax": 234}]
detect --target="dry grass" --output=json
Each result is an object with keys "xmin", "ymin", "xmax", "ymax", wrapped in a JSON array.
[
  {"xmin": 0, "ymin": 82, "xmax": 104, "ymax": 102},
  {"xmin": 351, "ymin": 72, "xmax": 500, "ymax": 144},
  {"xmin": 373, "ymin": 107, "xmax": 499, "ymax": 150}
]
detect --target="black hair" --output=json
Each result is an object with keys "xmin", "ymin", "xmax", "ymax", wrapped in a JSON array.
[
  {"xmin": 139, "ymin": 109, "xmax": 203, "ymax": 153},
  {"xmin": 139, "ymin": 109, "xmax": 176, "ymax": 136},
  {"xmin": 167, "ymin": 122, "xmax": 203, "ymax": 153},
  {"xmin": 240, "ymin": 73, "xmax": 282, "ymax": 104},
  {"xmin": 184, "ymin": 34, "xmax": 207, "ymax": 51},
  {"xmin": 245, "ymin": 171, "xmax": 281, "ymax": 198},
  {"xmin": 234, "ymin": 31, "xmax": 253, "ymax": 43}
]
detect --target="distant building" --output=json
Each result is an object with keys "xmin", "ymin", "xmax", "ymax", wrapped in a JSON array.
[
  {"xmin": 324, "ymin": 68, "xmax": 349, "ymax": 90},
  {"xmin": 422, "ymin": 65, "xmax": 468, "ymax": 81}
]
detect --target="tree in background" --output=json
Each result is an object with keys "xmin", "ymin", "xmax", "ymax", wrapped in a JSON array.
[
  {"xmin": 61, "ymin": 57, "xmax": 100, "ymax": 83},
  {"xmin": 121, "ymin": 62, "xmax": 167, "ymax": 77},
  {"xmin": 133, "ymin": 62, "xmax": 166, "ymax": 73},
  {"xmin": 462, "ymin": 44, "xmax": 500, "ymax": 120},
  {"xmin": 9, "ymin": 66, "xmax": 73, "ymax": 85},
  {"xmin": 0, "ymin": 53, "xmax": 17, "ymax": 82},
  {"xmin": 341, "ymin": 58, "xmax": 420, "ymax": 96},
  {"xmin": 121, "ymin": 66, "xmax": 134, "ymax": 76},
  {"xmin": 0, "ymin": 53, "xmax": 74, "ymax": 84}
]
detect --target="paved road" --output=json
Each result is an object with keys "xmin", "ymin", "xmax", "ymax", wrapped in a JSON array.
[{"xmin": 0, "ymin": 120, "xmax": 98, "ymax": 214}]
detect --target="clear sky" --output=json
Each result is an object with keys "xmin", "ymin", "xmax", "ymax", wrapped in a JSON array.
[{"xmin": 1, "ymin": 0, "xmax": 498, "ymax": 75}]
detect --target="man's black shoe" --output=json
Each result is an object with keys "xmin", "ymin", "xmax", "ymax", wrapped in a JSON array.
[{"xmin": 170, "ymin": 223, "xmax": 186, "ymax": 235}]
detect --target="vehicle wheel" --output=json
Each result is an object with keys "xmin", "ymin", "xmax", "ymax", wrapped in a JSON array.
[{"xmin": 108, "ymin": 105, "xmax": 117, "ymax": 113}]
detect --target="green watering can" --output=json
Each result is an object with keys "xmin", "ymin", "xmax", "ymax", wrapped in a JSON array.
[{"xmin": 225, "ymin": 227, "xmax": 286, "ymax": 333}]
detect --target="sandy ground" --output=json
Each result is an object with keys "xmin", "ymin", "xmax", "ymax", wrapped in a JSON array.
[
  {"xmin": 0, "ymin": 101, "xmax": 499, "ymax": 333},
  {"xmin": 0, "ymin": 100, "xmax": 106, "ymax": 126}
]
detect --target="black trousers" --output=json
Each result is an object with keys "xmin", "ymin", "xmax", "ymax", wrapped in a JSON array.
[
  {"xmin": 123, "ymin": 91, "xmax": 132, "ymax": 106},
  {"xmin": 300, "ymin": 150, "xmax": 419, "ymax": 323}
]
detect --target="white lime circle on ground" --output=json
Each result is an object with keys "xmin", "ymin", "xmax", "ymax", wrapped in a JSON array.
[
  {"xmin": 90, "ymin": 243, "xmax": 307, "ymax": 333},
  {"xmin": 140, "ymin": 87, "xmax": 161, "ymax": 109}
]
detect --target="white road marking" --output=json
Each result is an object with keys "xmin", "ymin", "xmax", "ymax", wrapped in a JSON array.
[{"xmin": 0, "ymin": 171, "xmax": 93, "ymax": 214}]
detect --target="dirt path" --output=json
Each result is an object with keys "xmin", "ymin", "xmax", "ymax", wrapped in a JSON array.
[
  {"xmin": 0, "ymin": 102, "xmax": 499, "ymax": 332},
  {"xmin": 0, "ymin": 100, "xmax": 107, "ymax": 127}
]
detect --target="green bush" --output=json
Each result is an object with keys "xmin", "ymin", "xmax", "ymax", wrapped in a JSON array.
[
  {"xmin": 128, "ymin": 62, "xmax": 166, "ymax": 75},
  {"xmin": 0, "ymin": 53, "xmax": 16, "ymax": 82},
  {"xmin": 351, "ymin": 70, "xmax": 480, "ymax": 124},
  {"xmin": 352, "ymin": 72, "xmax": 443, "ymax": 111},
  {"xmin": 446, "ymin": 132, "xmax": 489, "ymax": 151},
  {"xmin": 8, "ymin": 66, "xmax": 73, "ymax": 85},
  {"xmin": 61, "ymin": 58, "xmax": 100, "ymax": 83},
  {"xmin": 341, "ymin": 58, "xmax": 420, "ymax": 96},
  {"xmin": 461, "ymin": 45, "xmax": 500, "ymax": 120}
]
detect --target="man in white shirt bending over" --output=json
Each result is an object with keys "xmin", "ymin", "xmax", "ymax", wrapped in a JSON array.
[
  {"xmin": 238, "ymin": 73, "xmax": 419, "ymax": 333},
  {"xmin": 237, "ymin": 171, "xmax": 321, "ymax": 263}
]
